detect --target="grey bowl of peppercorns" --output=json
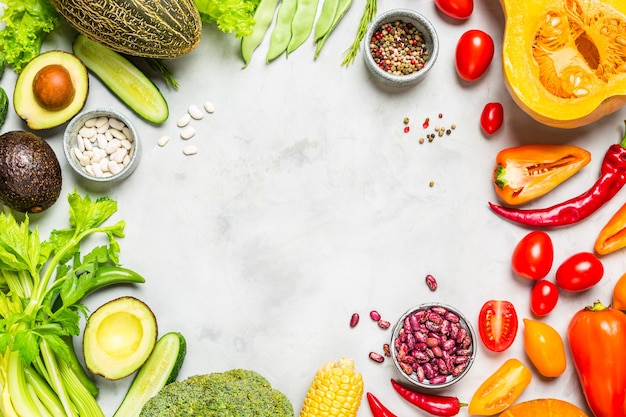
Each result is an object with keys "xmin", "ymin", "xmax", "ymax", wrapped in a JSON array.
[{"xmin": 364, "ymin": 9, "xmax": 439, "ymax": 88}]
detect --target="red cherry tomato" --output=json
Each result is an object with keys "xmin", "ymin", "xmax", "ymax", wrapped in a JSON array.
[
  {"xmin": 455, "ymin": 29, "xmax": 494, "ymax": 81},
  {"xmin": 480, "ymin": 102, "xmax": 504, "ymax": 135},
  {"xmin": 530, "ymin": 280, "xmax": 559, "ymax": 316},
  {"xmin": 478, "ymin": 300, "xmax": 519, "ymax": 352},
  {"xmin": 511, "ymin": 231, "xmax": 554, "ymax": 280},
  {"xmin": 555, "ymin": 252, "xmax": 604, "ymax": 292},
  {"xmin": 435, "ymin": 0, "xmax": 473, "ymax": 20}
]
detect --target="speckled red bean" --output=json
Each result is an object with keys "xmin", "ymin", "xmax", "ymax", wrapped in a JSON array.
[
  {"xmin": 369, "ymin": 352, "xmax": 385, "ymax": 363},
  {"xmin": 425, "ymin": 274, "xmax": 438, "ymax": 291},
  {"xmin": 430, "ymin": 375, "xmax": 448, "ymax": 385},
  {"xmin": 400, "ymin": 362, "xmax": 413, "ymax": 375},
  {"xmin": 349, "ymin": 313, "xmax": 360, "ymax": 327},
  {"xmin": 378, "ymin": 319, "xmax": 391, "ymax": 329},
  {"xmin": 383, "ymin": 343, "xmax": 391, "ymax": 357},
  {"xmin": 370, "ymin": 310, "xmax": 382, "ymax": 321}
]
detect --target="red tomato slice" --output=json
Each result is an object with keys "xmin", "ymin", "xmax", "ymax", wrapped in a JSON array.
[
  {"xmin": 435, "ymin": 0, "xmax": 473, "ymax": 20},
  {"xmin": 555, "ymin": 252, "xmax": 604, "ymax": 292},
  {"xmin": 530, "ymin": 279, "xmax": 559, "ymax": 316},
  {"xmin": 511, "ymin": 231, "xmax": 554, "ymax": 280},
  {"xmin": 455, "ymin": 30, "xmax": 494, "ymax": 81},
  {"xmin": 478, "ymin": 300, "xmax": 519, "ymax": 352}
]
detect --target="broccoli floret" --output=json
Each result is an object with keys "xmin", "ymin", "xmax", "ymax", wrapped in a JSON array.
[{"xmin": 139, "ymin": 369, "xmax": 294, "ymax": 417}]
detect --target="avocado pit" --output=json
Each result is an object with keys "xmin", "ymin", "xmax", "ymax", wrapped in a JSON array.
[{"xmin": 32, "ymin": 64, "xmax": 76, "ymax": 111}]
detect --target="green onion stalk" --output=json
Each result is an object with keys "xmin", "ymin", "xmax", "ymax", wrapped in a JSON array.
[{"xmin": 0, "ymin": 192, "xmax": 144, "ymax": 416}]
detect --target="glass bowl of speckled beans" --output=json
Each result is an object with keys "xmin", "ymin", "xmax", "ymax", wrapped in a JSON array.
[
  {"xmin": 364, "ymin": 8, "xmax": 439, "ymax": 88},
  {"xmin": 63, "ymin": 108, "xmax": 141, "ymax": 188},
  {"xmin": 390, "ymin": 302, "xmax": 476, "ymax": 389}
]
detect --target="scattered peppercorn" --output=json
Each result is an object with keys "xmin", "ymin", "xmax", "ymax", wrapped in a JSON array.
[
  {"xmin": 429, "ymin": 181, "xmax": 435, "ymax": 187},
  {"xmin": 404, "ymin": 126, "xmax": 410, "ymax": 133},
  {"xmin": 403, "ymin": 117, "xmax": 410, "ymax": 124}
]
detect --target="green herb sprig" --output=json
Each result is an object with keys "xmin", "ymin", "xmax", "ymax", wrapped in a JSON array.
[{"xmin": 341, "ymin": 0, "xmax": 377, "ymax": 66}]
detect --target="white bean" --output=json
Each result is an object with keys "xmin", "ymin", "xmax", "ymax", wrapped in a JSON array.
[
  {"xmin": 112, "ymin": 148, "xmax": 127, "ymax": 163},
  {"xmin": 79, "ymin": 127, "xmax": 96, "ymax": 139},
  {"xmin": 95, "ymin": 116, "xmax": 109, "ymax": 128},
  {"xmin": 100, "ymin": 158, "xmax": 110, "ymax": 172},
  {"xmin": 180, "ymin": 126, "xmax": 196, "ymax": 140},
  {"xmin": 77, "ymin": 135, "xmax": 86, "ymax": 152},
  {"xmin": 157, "ymin": 135, "xmax": 169, "ymax": 147},
  {"xmin": 108, "ymin": 161, "xmax": 123, "ymax": 175},
  {"xmin": 92, "ymin": 162, "xmax": 103, "ymax": 177},
  {"xmin": 204, "ymin": 101, "xmax": 215, "ymax": 113},
  {"xmin": 177, "ymin": 113, "xmax": 191, "ymax": 127},
  {"xmin": 109, "ymin": 128, "xmax": 126, "ymax": 140},
  {"xmin": 188, "ymin": 104, "xmax": 204, "ymax": 120},
  {"xmin": 183, "ymin": 145, "xmax": 198, "ymax": 155},
  {"xmin": 84, "ymin": 117, "xmax": 98, "ymax": 128},
  {"xmin": 105, "ymin": 139, "xmax": 122, "ymax": 154},
  {"xmin": 108, "ymin": 117, "xmax": 125, "ymax": 131}
]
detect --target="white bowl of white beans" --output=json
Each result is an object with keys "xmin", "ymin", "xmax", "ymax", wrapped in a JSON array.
[
  {"xmin": 63, "ymin": 108, "xmax": 140, "ymax": 186},
  {"xmin": 390, "ymin": 302, "xmax": 476, "ymax": 390},
  {"xmin": 364, "ymin": 9, "xmax": 439, "ymax": 88}
]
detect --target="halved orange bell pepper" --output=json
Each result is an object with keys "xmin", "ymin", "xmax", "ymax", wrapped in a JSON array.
[
  {"xmin": 493, "ymin": 144, "xmax": 591, "ymax": 205},
  {"xmin": 595, "ymin": 202, "xmax": 626, "ymax": 255}
]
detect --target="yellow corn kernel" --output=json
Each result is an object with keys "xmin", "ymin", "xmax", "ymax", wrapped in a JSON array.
[{"xmin": 299, "ymin": 357, "xmax": 363, "ymax": 417}]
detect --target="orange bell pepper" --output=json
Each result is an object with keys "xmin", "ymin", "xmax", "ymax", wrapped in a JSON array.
[
  {"xmin": 468, "ymin": 358, "xmax": 532, "ymax": 416},
  {"xmin": 493, "ymin": 144, "xmax": 591, "ymax": 205},
  {"xmin": 595, "ymin": 202, "xmax": 626, "ymax": 255},
  {"xmin": 568, "ymin": 301, "xmax": 626, "ymax": 417}
]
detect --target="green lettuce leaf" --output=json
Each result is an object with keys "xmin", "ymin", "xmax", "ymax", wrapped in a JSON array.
[
  {"xmin": 194, "ymin": 0, "xmax": 260, "ymax": 37},
  {"xmin": 0, "ymin": 0, "xmax": 60, "ymax": 73}
]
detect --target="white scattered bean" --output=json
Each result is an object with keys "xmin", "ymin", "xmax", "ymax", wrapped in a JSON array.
[
  {"xmin": 183, "ymin": 145, "xmax": 198, "ymax": 155},
  {"xmin": 180, "ymin": 126, "xmax": 196, "ymax": 140},
  {"xmin": 204, "ymin": 101, "xmax": 215, "ymax": 113},
  {"xmin": 177, "ymin": 113, "xmax": 191, "ymax": 127},
  {"xmin": 188, "ymin": 104, "xmax": 204, "ymax": 120},
  {"xmin": 157, "ymin": 135, "xmax": 169, "ymax": 147}
]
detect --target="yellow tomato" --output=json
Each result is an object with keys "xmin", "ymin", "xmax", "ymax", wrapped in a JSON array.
[
  {"xmin": 613, "ymin": 272, "xmax": 626, "ymax": 311},
  {"xmin": 468, "ymin": 358, "xmax": 532, "ymax": 416},
  {"xmin": 523, "ymin": 318, "xmax": 566, "ymax": 377}
]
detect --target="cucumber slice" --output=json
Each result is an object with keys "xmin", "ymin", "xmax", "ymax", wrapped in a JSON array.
[
  {"xmin": 72, "ymin": 34, "xmax": 169, "ymax": 124},
  {"xmin": 113, "ymin": 332, "xmax": 186, "ymax": 417}
]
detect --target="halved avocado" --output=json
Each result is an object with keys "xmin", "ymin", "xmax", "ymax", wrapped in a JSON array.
[
  {"xmin": 83, "ymin": 296, "xmax": 157, "ymax": 380},
  {"xmin": 13, "ymin": 50, "xmax": 88, "ymax": 130}
]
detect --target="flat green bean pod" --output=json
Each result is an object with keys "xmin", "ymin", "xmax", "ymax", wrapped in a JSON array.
[
  {"xmin": 266, "ymin": 0, "xmax": 299, "ymax": 62},
  {"xmin": 314, "ymin": 0, "xmax": 353, "ymax": 58},
  {"xmin": 313, "ymin": 0, "xmax": 339, "ymax": 43},
  {"xmin": 286, "ymin": 0, "xmax": 320, "ymax": 55},
  {"xmin": 241, "ymin": 0, "xmax": 281, "ymax": 67}
]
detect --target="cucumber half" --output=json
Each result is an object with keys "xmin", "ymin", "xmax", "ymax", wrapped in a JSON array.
[
  {"xmin": 72, "ymin": 34, "xmax": 169, "ymax": 124},
  {"xmin": 113, "ymin": 332, "xmax": 186, "ymax": 417}
]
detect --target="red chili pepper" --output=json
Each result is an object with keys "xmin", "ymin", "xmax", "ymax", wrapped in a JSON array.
[
  {"xmin": 390, "ymin": 379, "xmax": 466, "ymax": 416},
  {"xmin": 366, "ymin": 392, "xmax": 398, "ymax": 417},
  {"xmin": 489, "ymin": 122, "xmax": 626, "ymax": 227}
]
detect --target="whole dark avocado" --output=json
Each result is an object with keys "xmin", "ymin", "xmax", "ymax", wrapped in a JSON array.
[{"xmin": 0, "ymin": 131, "xmax": 62, "ymax": 213}]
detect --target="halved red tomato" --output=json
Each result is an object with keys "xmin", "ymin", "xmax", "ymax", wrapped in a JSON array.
[{"xmin": 478, "ymin": 300, "xmax": 519, "ymax": 352}]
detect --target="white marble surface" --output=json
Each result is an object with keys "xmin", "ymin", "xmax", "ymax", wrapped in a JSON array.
[{"xmin": 2, "ymin": 1, "xmax": 626, "ymax": 415}]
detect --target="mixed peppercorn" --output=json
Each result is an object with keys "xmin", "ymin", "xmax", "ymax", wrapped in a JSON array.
[{"xmin": 369, "ymin": 20, "xmax": 429, "ymax": 76}]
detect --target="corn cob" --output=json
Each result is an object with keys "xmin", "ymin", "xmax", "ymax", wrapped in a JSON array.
[{"xmin": 299, "ymin": 357, "xmax": 364, "ymax": 417}]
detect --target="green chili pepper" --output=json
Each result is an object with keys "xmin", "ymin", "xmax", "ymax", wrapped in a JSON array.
[
  {"xmin": 286, "ymin": 0, "xmax": 319, "ymax": 55},
  {"xmin": 241, "ymin": 0, "xmax": 281, "ymax": 67},
  {"xmin": 266, "ymin": 0, "xmax": 298, "ymax": 62}
]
